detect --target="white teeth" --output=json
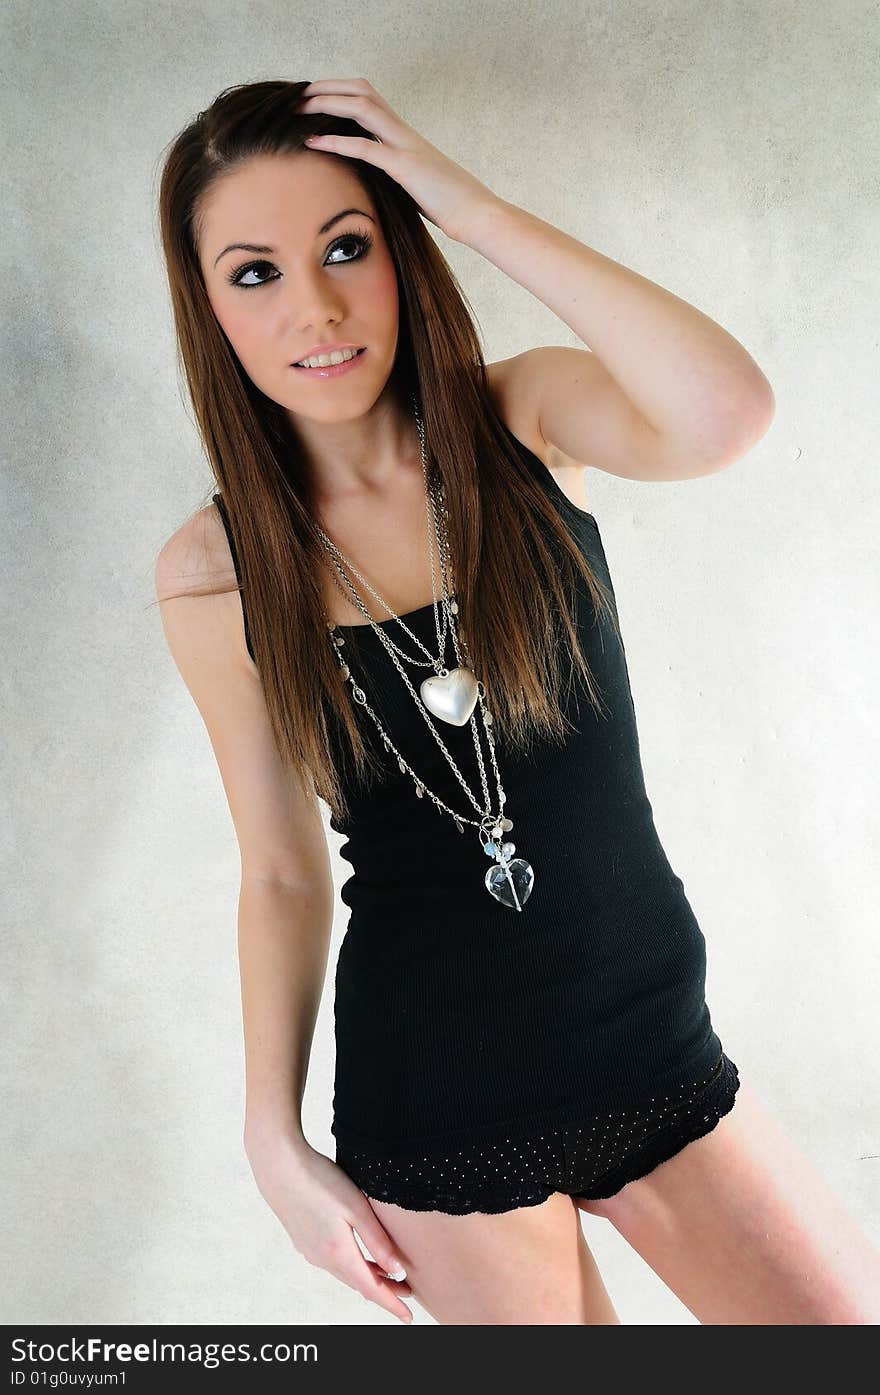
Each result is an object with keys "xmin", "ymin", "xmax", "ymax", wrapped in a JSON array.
[{"xmin": 295, "ymin": 347, "xmax": 361, "ymax": 368}]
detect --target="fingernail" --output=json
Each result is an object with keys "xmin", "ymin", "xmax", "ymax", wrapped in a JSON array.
[{"xmin": 386, "ymin": 1263, "xmax": 407, "ymax": 1280}]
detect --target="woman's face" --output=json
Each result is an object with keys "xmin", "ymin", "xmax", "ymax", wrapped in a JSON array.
[{"xmin": 197, "ymin": 151, "xmax": 400, "ymax": 426}]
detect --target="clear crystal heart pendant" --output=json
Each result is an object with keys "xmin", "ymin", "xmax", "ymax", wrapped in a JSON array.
[
  {"xmin": 420, "ymin": 666, "xmax": 479, "ymax": 726},
  {"xmin": 483, "ymin": 838, "xmax": 535, "ymax": 912}
]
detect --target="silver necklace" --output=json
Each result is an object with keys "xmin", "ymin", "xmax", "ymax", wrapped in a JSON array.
[{"xmin": 314, "ymin": 394, "xmax": 535, "ymax": 911}]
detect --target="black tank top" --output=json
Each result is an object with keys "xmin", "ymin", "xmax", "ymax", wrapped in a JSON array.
[{"xmin": 213, "ymin": 424, "xmax": 723, "ymax": 1154}]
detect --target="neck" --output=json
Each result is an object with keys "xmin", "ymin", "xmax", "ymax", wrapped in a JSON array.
[{"xmin": 293, "ymin": 389, "xmax": 421, "ymax": 507}]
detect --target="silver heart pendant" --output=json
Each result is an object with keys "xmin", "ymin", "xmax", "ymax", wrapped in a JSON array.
[
  {"xmin": 420, "ymin": 666, "xmax": 479, "ymax": 726},
  {"xmin": 485, "ymin": 858, "xmax": 535, "ymax": 911}
]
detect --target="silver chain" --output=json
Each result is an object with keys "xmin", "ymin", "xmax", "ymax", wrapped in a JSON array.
[
  {"xmin": 316, "ymin": 403, "xmax": 453, "ymax": 668},
  {"xmin": 316, "ymin": 394, "xmax": 510, "ymax": 843}
]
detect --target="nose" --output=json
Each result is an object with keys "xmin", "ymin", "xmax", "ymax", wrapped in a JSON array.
[{"xmin": 284, "ymin": 263, "xmax": 347, "ymax": 334}]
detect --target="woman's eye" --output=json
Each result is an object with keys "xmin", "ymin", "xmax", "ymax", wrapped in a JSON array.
[
  {"xmin": 227, "ymin": 231, "xmax": 372, "ymax": 288},
  {"xmin": 229, "ymin": 261, "xmax": 279, "ymax": 288},
  {"xmin": 325, "ymin": 232, "xmax": 372, "ymax": 265}
]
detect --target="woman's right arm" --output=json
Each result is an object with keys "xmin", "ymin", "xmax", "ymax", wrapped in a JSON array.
[{"xmin": 154, "ymin": 506, "xmax": 413, "ymax": 1323}]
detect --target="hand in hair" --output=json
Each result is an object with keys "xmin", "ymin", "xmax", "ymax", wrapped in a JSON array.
[{"xmin": 297, "ymin": 76, "xmax": 500, "ymax": 244}]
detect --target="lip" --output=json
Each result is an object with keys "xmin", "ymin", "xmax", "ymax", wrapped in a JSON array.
[{"xmin": 291, "ymin": 346, "xmax": 368, "ymax": 379}]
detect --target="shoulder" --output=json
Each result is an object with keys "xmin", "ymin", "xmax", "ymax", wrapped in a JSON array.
[
  {"xmin": 155, "ymin": 501, "xmax": 255, "ymax": 671},
  {"xmin": 486, "ymin": 353, "xmax": 551, "ymax": 465},
  {"xmin": 155, "ymin": 501, "xmax": 231, "ymax": 603},
  {"xmin": 486, "ymin": 352, "xmax": 592, "ymax": 510},
  {"xmin": 155, "ymin": 507, "xmax": 329, "ymax": 888},
  {"xmin": 486, "ymin": 349, "xmax": 598, "ymax": 474}
]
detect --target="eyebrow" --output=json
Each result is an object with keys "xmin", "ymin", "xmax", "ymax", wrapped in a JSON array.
[{"xmin": 212, "ymin": 208, "xmax": 375, "ymax": 269}]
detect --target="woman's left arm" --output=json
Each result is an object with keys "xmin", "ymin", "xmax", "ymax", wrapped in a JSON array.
[
  {"xmin": 297, "ymin": 78, "xmax": 774, "ymax": 478},
  {"xmin": 461, "ymin": 198, "xmax": 776, "ymax": 480}
]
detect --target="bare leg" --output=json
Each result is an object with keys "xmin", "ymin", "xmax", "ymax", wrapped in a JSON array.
[
  {"xmin": 576, "ymin": 1073, "xmax": 880, "ymax": 1324},
  {"xmin": 365, "ymin": 1190, "xmax": 620, "ymax": 1324}
]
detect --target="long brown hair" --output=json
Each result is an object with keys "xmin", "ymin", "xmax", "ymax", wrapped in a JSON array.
[{"xmin": 155, "ymin": 79, "xmax": 619, "ymax": 825}]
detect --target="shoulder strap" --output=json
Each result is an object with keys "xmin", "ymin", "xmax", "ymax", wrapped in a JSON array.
[{"xmin": 212, "ymin": 494, "xmax": 256, "ymax": 663}]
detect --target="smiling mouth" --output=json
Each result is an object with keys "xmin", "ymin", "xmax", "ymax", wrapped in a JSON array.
[{"xmin": 292, "ymin": 347, "xmax": 367, "ymax": 369}]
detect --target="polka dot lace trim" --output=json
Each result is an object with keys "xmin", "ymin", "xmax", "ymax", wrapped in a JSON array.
[{"xmin": 335, "ymin": 1052, "xmax": 741, "ymax": 1216}]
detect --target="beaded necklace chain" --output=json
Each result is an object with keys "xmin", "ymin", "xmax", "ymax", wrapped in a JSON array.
[{"xmin": 315, "ymin": 393, "xmax": 535, "ymax": 911}]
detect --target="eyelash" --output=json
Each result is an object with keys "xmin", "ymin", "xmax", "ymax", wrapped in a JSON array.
[{"xmin": 226, "ymin": 229, "xmax": 374, "ymax": 288}]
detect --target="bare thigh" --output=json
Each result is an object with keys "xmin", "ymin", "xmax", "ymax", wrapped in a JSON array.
[
  {"xmin": 366, "ymin": 1190, "xmax": 620, "ymax": 1324},
  {"xmin": 577, "ymin": 1073, "xmax": 880, "ymax": 1324}
]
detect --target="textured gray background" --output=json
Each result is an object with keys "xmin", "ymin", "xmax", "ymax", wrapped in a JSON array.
[{"xmin": 3, "ymin": 0, "xmax": 878, "ymax": 1326}]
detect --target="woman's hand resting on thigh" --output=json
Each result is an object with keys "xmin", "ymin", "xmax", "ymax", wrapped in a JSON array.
[{"xmin": 246, "ymin": 1133, "xmax": 414, "ymax": 1324}]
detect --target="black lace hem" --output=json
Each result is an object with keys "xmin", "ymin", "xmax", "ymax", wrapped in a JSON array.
[
  {"xmin": 334, "ymin": 1052, "xmax": 741, "ymax": 1216},
  {"xmin": 571, "ymin": 1055, "xmax": 741, "ymax": 1200}
]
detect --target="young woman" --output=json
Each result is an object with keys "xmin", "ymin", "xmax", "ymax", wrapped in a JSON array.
[{"xmin": 155, "ymin": 78, "xmax": 880, "ymax": 1325}]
